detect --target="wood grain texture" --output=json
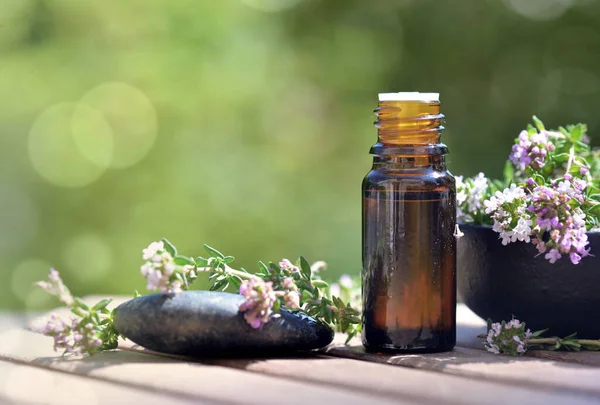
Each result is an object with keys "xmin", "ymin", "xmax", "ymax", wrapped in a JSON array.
[
  {"xmin": 115, "ymin": 324, "xmax": 600, "ymax": 404},
  {"xmin": 0, "ymin": 328, "xmax": 415, "ymax": 405},
  {"xmin": 22, "ymin": 297, "xmax": 600, "ymax": 366},
  {"xmin": 207, "ymin": 356, "xmax": 600, "ymax": 405},
  {"xmin": 0, "ymin": 360, "xmax": 204, "ymax": 405},
  {"xmin": 323, "ymin": 344, "xmax": 600, "ymax": 397},
  {"xmin": 5, "ymin": 298, "xmax": 600, "ymax": 405}
]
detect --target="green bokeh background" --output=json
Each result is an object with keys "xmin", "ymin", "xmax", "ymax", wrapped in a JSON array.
[{"xmin": 1, "ymin": 0, "xmax": 598, "ymax": 309}]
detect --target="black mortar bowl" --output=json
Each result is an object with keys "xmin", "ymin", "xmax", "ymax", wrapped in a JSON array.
[{"xmin": 457, "ymin": 224, "xmax": 600, "ymax": 338}]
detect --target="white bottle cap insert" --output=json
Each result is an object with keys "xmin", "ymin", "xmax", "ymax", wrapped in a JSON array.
[{"xmin": 378, "ymin": 92, "xmax": 439, "ymax": 102}]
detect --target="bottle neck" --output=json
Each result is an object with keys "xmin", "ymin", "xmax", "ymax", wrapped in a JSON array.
[
  {"xmin": 371, "ymin": 146, "xmax": 448, "ymax": 171},
  {"xmin": 371, "ymin": 99, "xmax": 447, "ymax": 170}
]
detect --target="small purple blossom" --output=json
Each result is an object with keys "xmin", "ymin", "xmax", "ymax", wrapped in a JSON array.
[
  {"xmin": 310, "ymin": 261, "xmax": 328, "ymax": 274},
  {"xmin": 140, "ymin": 241, "xmax": 195, "ymax": 293},
  {"xmin": 239, "ymin": 277, "xmax": 277, "ymax": 329},
  {"xmin": 283, "ymin": 291, "xmax": 300, "ymax": 308},
  {"xmin": 281, "ymin": 277, "xmax": 297, "ymax": 291},
  {"xmin": 456, "ymin": 173, "xmax": 490, "ymax": 222},
  {"xmin": 485, "ymin": 318, "xmax": 530, "ymax": 356},
  {"xmin": 35, "ymin": 269, "xmax": 74, "ymax": 306},
  {"xmin": 509, "ymin": 130, "xmax": 555, "ymax": 171},
  {"xmin": 339, "ymin": 275, "xmax": 354, "ymax": 289},
  {"xmin": 42, "ymin": 315, "xmax": 103, "ymax": 354},
  {"xmin": 279, "ymin": 259, "xmax": 299, "ymax": 273},
  {"xmin": 529, "ymin": 180, "xmax": 589, "ymax": 264}
]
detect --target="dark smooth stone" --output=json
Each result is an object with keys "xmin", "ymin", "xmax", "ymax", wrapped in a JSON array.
[
  {"xmin": 113, "ymin": 291, "xmax": 334, "ymax": 356},
  {"xmin": 458, "ymin": 224, "xmax": 600, "ymax": 337}
]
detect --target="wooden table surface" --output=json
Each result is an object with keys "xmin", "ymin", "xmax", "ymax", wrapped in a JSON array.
[{"xmin": 2, "ymin": 300, "xmax": 600, "ymax": 405}]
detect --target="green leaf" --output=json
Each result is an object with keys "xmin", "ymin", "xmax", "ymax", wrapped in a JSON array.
[
  {"xmin": 174, "ymin": 256, "xmax": 195, "ymax": 266},
  {"xmin": 223, "ymin": 256, "xmax": 235, "ymax": 264},
  {"xmin": 71, "ymin": 307, "xmax": 85, "ymax": 317},
  {"xmin": 230, "ymin": 275, "xmax": 243, "ymax": 289},
  {"xmin": 312, "ymin": 280, "xmax": 329, "ymax": 288},
  {"xmin": 562, "ymin": 340, "xmax": 581, "ymax": 349},
  {"xmin": 204, "ymin": 244, "xmax": 225, "ymax": 259},
  {"xmin": 532, "ymin": 116, "xmax": 545, "ymax": 132},
  {"xmin": 258, "ymin": 261, "xmax": 270, "ymax": 274},
  {"xmin": 74, "ymin": 297, "xmax": 90, "ymax": 311},
  {"xmin": 91, "ymin": 298, "xmax": 113, "ymax": 311},
  {"xmin": 557, "ymin": 126, "xmax": 569, "ymax": 136},
  {"xmin": 529, "ymin": 328, "xmax": 548, "ymax": 338},
  {"xmin": 102, "ymin": 340, "xmax": 118, "ymax": 351},
  {"xmin": 552, "ymin": 153, "xmax": 570, "ymax": 163},
  {"xmin": 570, "ymin": 124, "xmax": 583, "ymax": 142},
  {"xmin": 273, "ymin": 299, "xmax": 281, "ymax": 313},
  {"xmin": 503, "ymin": 160, "xmax": 514, "ymax": 185},
  {"xmin": 161, "ymin": 238, "xmax": 177, "ymax": 256},
  {"xmin": 299, "ymin": 256, "xmax": 312, "ymax": 280}
]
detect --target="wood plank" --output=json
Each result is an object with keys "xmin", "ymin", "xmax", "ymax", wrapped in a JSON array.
[
  {"xmin": 0, "ymin": 328, "xmax": 416, "ymax": 405},
  {"xmin": 0, "ymin": 360, "xmax": 202, "ymax": 405},
  {"xmin": 207, "ymin": 355, "xmax": 600, "ymax": 405},
  {"xmin": 323, "ymin": 344, "xmax": 600, "ymax": 397},
  {"xmin": 114, "ymin": 326, "xmax": 600, "ymax": 404},
  {"xmin": 13, "ymin": 297, "xmax": 600, "ymax": 403},
  {"xmin": 22, "ymin": 297, "xmax": 600, "ymax": 366}
]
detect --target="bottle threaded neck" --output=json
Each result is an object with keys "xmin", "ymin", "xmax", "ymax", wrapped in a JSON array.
[{"xmin": 374, "ymin": 100, "xmax": 445, "ymax": 145}]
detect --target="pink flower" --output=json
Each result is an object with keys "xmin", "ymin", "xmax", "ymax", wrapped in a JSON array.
[
  {"xmin": 238, "ymin": 277, "xmax": 276, "ymax": 329},
  {"xmin": 509, "ymin": 130, "xmax": 554, "ymax": 171},
  {"xmin": 281, "ymin": 277, "xmax": 297, "ymax": 291},
  {"xmin": 545, "ymin": 249, "xmax": 561, "ymax": 264},
  {"xmin": 278, "ymin": 259, "xmax": 299, "ymax": 273},
  {"xmin": 35, "ymin": 269, "xmax": 74, "ymax": 306},
  {"xmin": 42, "ymin": 315, "xmax": 103, "ymax": 355},
  {"xmin": 140, "ymin": 241, "xmax": 189, "ymax": 293},
  {"xmin": 283, "ymin": 291, "xmax": 300, "ymax": 309}
]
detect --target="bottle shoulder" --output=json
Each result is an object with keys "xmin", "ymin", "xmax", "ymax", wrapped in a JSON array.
[{"xmin": 363, "ymin": 168, "xmax": 455, "ymax": 191}]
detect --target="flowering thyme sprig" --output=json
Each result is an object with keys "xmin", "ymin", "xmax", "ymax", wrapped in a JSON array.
[
  {"xmin": 457, "ymin": 116, "xmax": 599, "ymax": 264},
  {"xmin": 139, "ymin": 240, "xmax": 362, "ymax": 340},
  {"xmin": 35, "ymin": 269, "xmax": 120, "ymax": 355},
  {"xmin": 480, "ymin": 318, "xmax": 600, "ymax": 356}
]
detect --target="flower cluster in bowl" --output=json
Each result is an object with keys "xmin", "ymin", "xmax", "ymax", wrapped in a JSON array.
[{"xmin": 456, "ymin": 117, "xmax": 600, "ymax": 264}]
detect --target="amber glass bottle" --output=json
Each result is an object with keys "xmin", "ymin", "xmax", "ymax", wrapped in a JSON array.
[{"xmin": 362, "ymin": 92, "xmax": 456, "ymax": 353}]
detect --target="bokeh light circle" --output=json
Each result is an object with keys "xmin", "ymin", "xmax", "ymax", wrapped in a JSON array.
[
  {"xmin": 63, "ymin": 233, "xmax": 113, "ymax": 283},
  {"xmin": 11, "ymin": 258, "xmax": 51, "ymax": 303},
  {"xmin": 0, "ymin": 185, "xmax": 38, "ymax": 253},
  {"xmin": 503, "ymin": 0, "xmax": 574, "ymax": 20},
  {"xmin": 79, "ymin": 82, "xmax": 158, "ymax": 169},
  {"xmin": 28, "ymin": 103, "xmax": 112, "ymax": 188},
  {"xmin": 240, "ymin": 0, "xmax": 303, "ymax": 12},
  {"xmin": 71, "ymin": 103, "xmax": 115, "ymax": 168}
]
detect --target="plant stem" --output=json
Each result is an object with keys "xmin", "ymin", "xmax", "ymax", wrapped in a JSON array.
[
  {"xmin": 575, "ymin": 340, "xmax": 600, "ymax": 346},
  {"xmin": 565, "ymin": 145, "xmax": 575, "ymax": 175},
  {"xmin": 197, "ymin": 265, "xmax": 254, "ymax": 279},
  {"xmin": 223, "ymin": 265, "xmax": 253, "ymax": 279},
  {"xmin": 525, "ymin": 338, "xmax": 558, "ymax": 345}
]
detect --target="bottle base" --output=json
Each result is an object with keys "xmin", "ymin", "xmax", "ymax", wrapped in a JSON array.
[{"xmin": 363, "ymin": 342, "xmax": 455, "ymax": 354}]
